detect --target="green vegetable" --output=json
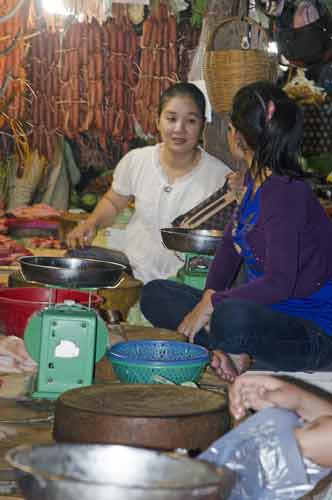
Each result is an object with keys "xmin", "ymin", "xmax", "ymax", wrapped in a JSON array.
[
  {"xmin": 69, "ymin": 189, "xmax": 81, "ymax": 208},
  {"xmin": 303, "ymin": 154, "xmax": 332, "ymax": 177},
  {"xmin": 191, "ymin": 0, "xmax": 205, "ymax": 27},
  {"xmin": 80, "ymin": 193, "xmax": 99, "ymax": 212}
]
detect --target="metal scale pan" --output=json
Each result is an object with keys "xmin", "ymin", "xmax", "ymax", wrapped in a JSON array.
[
  {"xmin": 18, "ymin": 256, "xmax": 126, "ymax": 289},
  {"xmin": 161, "ymin": 228, "xmax": 223, "ymax": 255},
  {"xmin": 17, "ymin": 256, "xmax": 126, "ymax": 400}
]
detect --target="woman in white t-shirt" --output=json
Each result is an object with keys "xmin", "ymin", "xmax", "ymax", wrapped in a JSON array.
[{"xmin": 67, "ymin": 82, "xmax": 231, "ymax": 283}]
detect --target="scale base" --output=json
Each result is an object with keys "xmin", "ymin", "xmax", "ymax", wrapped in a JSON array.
[
  {"xmin": 175, "ymin": 252, "xmax": 213, "ymax": 290},
  {"xmin": 177, "ymin": 268, "xmax": 207, "ymax": 290},
  {"xmin": 30, "ymin": 390, "xmax": 63, "ymax": 400},
  {"xmin": 25, "ymin": 303, "xmax": 109, "ymax": 400}
]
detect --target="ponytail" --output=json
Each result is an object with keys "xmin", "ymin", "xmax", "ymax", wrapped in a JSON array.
[{"xmin": 230, "ymin": 81, "xmax": 304, "ymax": 179}]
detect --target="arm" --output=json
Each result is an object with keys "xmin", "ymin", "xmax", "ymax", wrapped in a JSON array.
[
  {"xmin": 67, "ymin": 150, "xmax": 136, "ymax": 248},
  {"xmin": 231, "ymin": 374, "xmax": 332, "ymax": 468},
  {"xmin": 211, "ymin": 180, "xmax": 305, "ymax": 306},
  {"xmin": 66, "ymin": 188, "xmax": 130, "ymax": 248},
  {"xmin": 295, "ymin": 416, "xmax": 332, "ymax": 467},
  {"xmin": 229, "ymin": 374, "xmax": 332, "ymax": 422},
  {"xmin": 178, "ymin": 221, "xmax": 242, "ymax": 341},
  {"xmin": 205, "ymin": 222, "xmax": 243, "ymax": 291}
]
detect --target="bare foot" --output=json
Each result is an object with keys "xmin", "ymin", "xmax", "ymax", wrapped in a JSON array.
[{"xmin": 210, "ymin": 351, "xmax": 251, "ymax": 383}]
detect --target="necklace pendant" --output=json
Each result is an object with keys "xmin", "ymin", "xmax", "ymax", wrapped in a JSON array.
[{"xmin": 164, "ymin": 185, "xmax": 172, "ymax": 193}]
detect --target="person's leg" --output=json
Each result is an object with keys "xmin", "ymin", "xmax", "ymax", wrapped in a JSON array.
[
  {"xmin": 140, "ymin": 280, "xmax": 210, "ymax": 344},
  {"xmin": 207, "ymin": 299, "xmax": 332, "ymax": 372}
]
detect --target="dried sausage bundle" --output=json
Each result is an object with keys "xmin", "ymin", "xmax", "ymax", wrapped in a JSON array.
[
  {"xmin": 135, "ymin": 2, "xmax": 179, "ymax": 136},
  {"xmin": 30, "ymin": 28, "xmax": 60, "ymax": 161},
  {"xmin": 0, "ymin": 0, "xmax": 30, "ymax": 128},
  {"xmin": 60, "ymin": 22, "xmax": 83, "ymax": 139},
  {"xmin": 104, "ymin": 6, "xmax": 139, "ymax": 154}
]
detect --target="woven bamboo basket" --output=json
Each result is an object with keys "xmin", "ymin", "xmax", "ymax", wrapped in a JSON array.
[{"xmin": 203, "ymin": 16, "xmax": 278, "ymax": 113}]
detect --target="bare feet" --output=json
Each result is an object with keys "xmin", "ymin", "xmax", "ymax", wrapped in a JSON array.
[{"xmin": 210, "ymin": 351, "xmax": 251, "ymax": 383}]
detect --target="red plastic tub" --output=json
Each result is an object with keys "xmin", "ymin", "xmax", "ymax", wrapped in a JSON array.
[{"xmin": 0, "ymin": 288, "xmax": 103, "ymax": 338}]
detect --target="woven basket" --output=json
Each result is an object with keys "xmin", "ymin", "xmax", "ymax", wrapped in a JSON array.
[{"xmin": 203, "ymin": 17, "xmax": 278, "ymax": 113}]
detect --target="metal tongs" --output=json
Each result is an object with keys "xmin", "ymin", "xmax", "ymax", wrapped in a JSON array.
[{"xmin": 179, "ymin": 182, "xmax": 237, "ymax": 230}]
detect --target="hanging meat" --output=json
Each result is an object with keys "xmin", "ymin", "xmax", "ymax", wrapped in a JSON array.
[
  {"xmin": 135, "ymin": 3, "xmax": 179, "ymax": 137},
  {"xmin": 104, "ymin": 4, "xmax": 139, "ymax": 154},
  {"xmin": 0, "ymin": 0, "xmax": 31, "ymax": 138},
  {"xmin": 30, "ymin": 28, "xmax": 60, "ymax": 161}
]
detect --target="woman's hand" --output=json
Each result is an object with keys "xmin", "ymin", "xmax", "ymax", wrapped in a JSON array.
[
  {"xmin": 230, "ymin": 373, "xmax": 332, "ymax": 422},
  {"xmin": 229, "ymin": 374, "xmax": 302, "ymax": 420},
  {"xmin": 294, "ymin": 416, "xmax": 332, "ymax": 468},
  {"xmin": 177, "ymin": 289, "xmax": 214, "ymax": 343},
  {"xmin": 226, "ymin": 171, "xmax": 245, "ymax": 200},
  {"xmin": 66, "ymin": 221, "xmax": 97, "ymax": 249},
  {"xmin": 0, "ymin": 335, "xmax": 37, "ymax": 373}
]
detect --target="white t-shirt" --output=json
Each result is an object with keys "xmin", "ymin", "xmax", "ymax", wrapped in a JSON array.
[{"xmin": 112, "ymin": 144, "xmax": 231, "ymax": 283}]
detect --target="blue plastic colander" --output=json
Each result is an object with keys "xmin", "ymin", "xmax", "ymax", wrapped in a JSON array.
[{"xmin": 107, "ymin": 340, "xmax": 209, "ymax": 384}]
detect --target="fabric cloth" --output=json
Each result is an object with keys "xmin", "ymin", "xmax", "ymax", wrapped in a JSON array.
[
  {"xmin": 207, "ymin": 174, "xmax": 332, "ymax": 312},
  {"xmin": 7, "ymin": 139, "xmax": 80, "ymax": 211},
  {"xmin": 199, "ymin": 407, "xmax": 332, "ymax": 500},
  {"xmin": 140, "ymin": 280, "xmax": 332, "ymax": 370},
  {"xmin": 112, "ymin": 143, "xmax": 230, "ymax": 283}
]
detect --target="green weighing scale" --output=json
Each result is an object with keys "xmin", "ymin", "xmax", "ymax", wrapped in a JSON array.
[
  {"xmin": 18, "ymin": 256, "xmax": 126, "ymax": 400},
  {"xmin": 161, "ymin": 228, "xmax": 223, "ymax": 290},
  {"xmin": 176, "ymin": 253, "xmax": 214, "ymax": 290}
]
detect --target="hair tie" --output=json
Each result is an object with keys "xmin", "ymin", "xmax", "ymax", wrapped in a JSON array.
[
  {"xmin": 253, "ymin": 91, "xmax": 275, "ymax": 123},
  {"xmin": 266, "ymin": 100, "xmax": 276, "ymax": 122}
]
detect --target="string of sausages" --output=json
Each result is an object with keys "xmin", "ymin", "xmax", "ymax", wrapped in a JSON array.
[
  {"xmin": 30, "ymin": 29, "xmax": 60, "ymax": 160},
  {"xmin": 0, "ymin": 0, "xmax": 30, "ymax": 128},
  {"xmin": 104, "ymin": 10, "xmax": 139, "ymax": 154},
  {"xmin": 135, "ymin": 3, "xmax": 178, "ymax": 136},
  {"xmin": 0, "ymin": 3, "xmax": 184, "ymax": 164}
]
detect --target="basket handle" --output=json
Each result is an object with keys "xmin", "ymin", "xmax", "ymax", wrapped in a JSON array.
[{"xmin": 206, "ymin": 16, "xmax": 270, "ymax": 51}]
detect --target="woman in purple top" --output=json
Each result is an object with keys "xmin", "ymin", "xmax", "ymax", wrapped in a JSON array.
[{"xmin": 140, "ymin": 80, "xmax": 332, "ymax": 381}]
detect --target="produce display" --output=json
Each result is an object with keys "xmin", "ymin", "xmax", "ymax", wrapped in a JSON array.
[
  {"xmin": 8, "ymin": 203, "xmax": 62, "ymax": 219},
  {"xmin": 0, "ymin": 234, "xmax": 32, "ymax": 265}
]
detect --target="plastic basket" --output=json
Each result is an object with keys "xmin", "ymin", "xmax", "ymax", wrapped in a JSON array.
[
  {"xmin": 107, "ymin": 340, "xmax": 209, "ymax": 385},
  {"xmin": 203, "ymin": 16, "xmax": 278, "ymax": 113}
]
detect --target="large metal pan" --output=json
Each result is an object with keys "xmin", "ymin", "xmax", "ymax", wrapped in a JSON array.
[
  {"xmin": 18, "ymin": 256, "xmax": 126, "ymax": 289},
  {"xmin": 161, "ymin": 228, "xmax": 223, "ymax": 255},
  {"xmin": 6, "ymin": 444, "xmax": 235, "ymax": 500}
]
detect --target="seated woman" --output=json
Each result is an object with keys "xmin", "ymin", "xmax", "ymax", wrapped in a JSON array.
[
  {"xmin": 141, "ymin": 80, "xmax": 332, "ymax": 381},
  {"xmin": 66, "ymin": 82, "xmax": 230, "ymax": 284}
]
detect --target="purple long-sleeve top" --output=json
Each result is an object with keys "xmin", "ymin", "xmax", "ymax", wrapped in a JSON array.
[{"xmin": 206, "ymin": 174, "xmax": 332, "ymax": 307}]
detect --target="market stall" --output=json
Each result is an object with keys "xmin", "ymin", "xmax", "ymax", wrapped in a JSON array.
[{"xmin": 0, "ymin": 0, "xmax": 331, "ymax": 498}]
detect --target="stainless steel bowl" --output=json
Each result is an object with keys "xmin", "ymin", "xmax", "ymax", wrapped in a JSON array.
[
  {"xmin": 6, "ymin": 444, "xmax": 235, "ymax": 500},
  {"xmin": 19, "ymin": 256, "xmax": 126, "ymax": 289},
  {"xmin": 161, "ymin": 228, "xmax": 223, "ymax": 255}
]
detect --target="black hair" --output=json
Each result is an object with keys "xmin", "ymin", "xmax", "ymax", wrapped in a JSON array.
[
  {"xmin": 230, "ymin": 80, "xmax": 304, "ymax": 179},
  {"xmin": 158, "ymin": 82, "xmax": 206, "ymax": 121}
]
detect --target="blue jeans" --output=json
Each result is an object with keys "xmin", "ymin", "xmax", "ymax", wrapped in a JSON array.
[{"xmin": 140, "ymin": 279, "xmax": 332, "ymax": 371}]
